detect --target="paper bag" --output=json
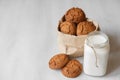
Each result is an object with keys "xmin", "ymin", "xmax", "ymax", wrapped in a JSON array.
[{"xmin": 57, "ymin": 16, "xmax": 99, "ymax": 57}]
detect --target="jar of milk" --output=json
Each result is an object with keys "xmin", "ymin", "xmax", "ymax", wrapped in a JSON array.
[{"xmin": 83, "ymin": 31, "xmax": 110, "ymax": 76}]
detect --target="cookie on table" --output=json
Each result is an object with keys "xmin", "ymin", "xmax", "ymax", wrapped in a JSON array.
[
  {"xmin": 61, "ymin": 59, "xmax": 82, "ymax": 78},
  {"xmin": 49, "ymin": 53, "xmax": 69, "ymax": 69}
]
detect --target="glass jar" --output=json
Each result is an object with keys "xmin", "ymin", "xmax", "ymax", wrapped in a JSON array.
[{"xmin": 83, "ymin": 31, "xmax": 110, "ymax": 76}]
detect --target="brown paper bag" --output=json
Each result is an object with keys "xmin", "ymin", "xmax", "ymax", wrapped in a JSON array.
[{"xmin": 57, "ymin": 16, "xmax": 99, "ymax": 57}]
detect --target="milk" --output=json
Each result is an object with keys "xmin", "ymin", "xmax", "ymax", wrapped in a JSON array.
[{"xmin": 83, "ymin": 31, "xmax": 110, "ymax": 76}]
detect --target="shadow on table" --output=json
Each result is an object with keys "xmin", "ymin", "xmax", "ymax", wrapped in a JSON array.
[{"xmin": 106, "ymin": 34, "xmax": 120, "ymax": 75}]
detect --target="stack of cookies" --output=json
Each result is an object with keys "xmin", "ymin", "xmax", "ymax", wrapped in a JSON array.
[
  {"xmin": 58, "ymin": 7, "xmax": 99, "ymax": 57},
  {"xmin": 59, "ymin": 7, "xmax": 97, "ymax": 36},
  {"xmin": 49, "ymin": 53, "xmax": 82, "ymax": 78}
]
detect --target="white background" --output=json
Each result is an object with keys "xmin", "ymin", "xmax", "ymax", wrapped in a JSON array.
[{"xmin": 0, "ymin": 0, "xmax": 120, "ymax": 80}]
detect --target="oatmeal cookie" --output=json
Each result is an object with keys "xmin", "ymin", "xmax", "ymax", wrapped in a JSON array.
[
  {"xmin": 65, "ymin": 7, "xmax": 86, "ymax": 23},
  {"xmin": 77, "ymin": 21, "xmax": 96, "ymax": 35},
  {"xmin": 61, "ymin": 59, "xmax": 82, "ymax": 78},
  {"xmin": 49, "ymin": 54, "xmax": 69, "ymax": 69}
]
